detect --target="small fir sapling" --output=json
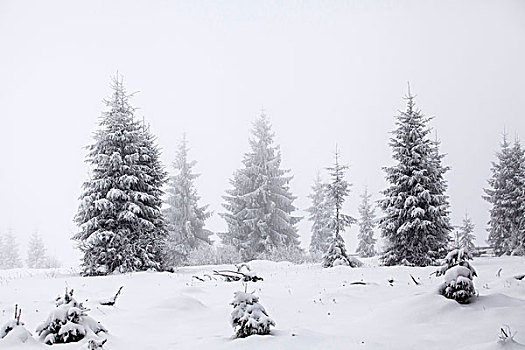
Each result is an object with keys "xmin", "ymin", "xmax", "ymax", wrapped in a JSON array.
[
  {"xmin": 0, "ymin": 304, "xmax": 25, "ymax": 339},
  {"xmin": 435, "ymin": 248, "xmax": 477, "ymax": 304},
  {"xmin": 322, "ymin": 148, "xmax": 361, "ymax": 268},
  {"xmin": 36, "ymin": 288, "xmax": 107, "ymax": 345},
  {"xmin": 323, "ymin": 234, "xmax": 362, "ymax": 268},
  {"xmin": 230, "ymin": 289, "xmax": 275, "ymax": 338}
]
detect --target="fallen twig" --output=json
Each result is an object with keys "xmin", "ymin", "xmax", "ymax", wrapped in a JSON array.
[
  {"xmin": 100, "ymin": 286, "xmax": 123, "ymax": 306},
  {"xmin": 213, "ymin": 270, "xmax": 263, "ymax": 282},
  {"xmin": 410, "ymin": 274, "xmax": 421, "ymax": 285},
  {"xmin": 349, "ymin": 281, "xmax": 367, "ymax": 286}
]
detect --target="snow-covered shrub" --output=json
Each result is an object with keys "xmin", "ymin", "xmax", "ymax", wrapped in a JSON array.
[
  {"xmin": 498, "ymin": 325, "xmax": 517, "ymax": 344},
  {"xmin": 436, "ymin": 248, "xmax": 477, "ymax": 304},
  {"xmin": 230, "ymin": 291, "xmax": 275, "ymax": 338},
  {"xmin": 86, "ymin": 338, "xmax": 107, "ymax": 349},
  {"xmin": 323, "ymin": 234, "xmax": 362, "ymax": 268},
  {"xmin": 36, "ymin": 288, "xmax": 107, "ymax": 345},
  {"xmin": 186, "ymin": 244, "xmax": 243, "ymax": 266},
  {"xmin": 306, "ymin": 250, "xmax": 324, "ymax": 263},
  {"xmin": 259, "ymin": 245, "xmax": 307, "ymax": 264},
  {"xmin": 0, "ymin": 304, "xmax": 24, "ymax": 339}
]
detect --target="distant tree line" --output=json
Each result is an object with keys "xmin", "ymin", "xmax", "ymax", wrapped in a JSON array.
[
  {"xmin": 0, "ymin": 231, "xmax": 61, "ymax": 269},
  {"xmin": 69, "ymin": 74, "xmax": 522, "ymax": 275}
]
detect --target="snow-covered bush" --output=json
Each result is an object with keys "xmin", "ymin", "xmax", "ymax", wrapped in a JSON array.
[
  {"xmin": 259, "ymin": 245, "xmax": 307, "ymax": 264},
  {"xmin": 186, "ymin": 244, "xmax": 243, "ymax": 266},
  {"xmin": 86, "ymin": 338, "xmax": 108, "ymax": 349},
  {"xmin": 498, "ymin": 325, "xmax": 517, "ymax": 344},
  {"xmin": 436, "ymin": 248, "xmax": 477, "ymax": 304},
  {"xmin": 0, "ymin": 304, "xmax": 24, "ymax": 339},
  {"xmin": 323, "ymin": 234, "xmax": 362, "ymax": 268},
  {"xmin": 230, "ymin": 291, "xmax": 275, "ymax": 338},
  {"xmin": 36, "ymin": 288, "xmax": 107, "ymax": 345}
]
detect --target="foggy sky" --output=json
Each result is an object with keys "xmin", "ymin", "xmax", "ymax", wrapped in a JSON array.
[{"xmin": 1, "ymin": 0, "xmax": 524, "ymax": 266}]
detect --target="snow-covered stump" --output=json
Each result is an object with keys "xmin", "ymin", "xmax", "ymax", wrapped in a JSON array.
[
  {"xmin": 230, "ymin": 291, "xmax": 275, "ymax": 338},
  {"xmin": 0, "ymin": 304, "xmax": 25, "ymax": 339},
  {"xmin": 0, "ymin": 305, "xmax": 35, "ymax": 346},
  {"xmin": 36, "ymin": 288, "xmax": 107, "ymax": 345},
  {"xmin": 436, "ymin": 248, "xmax": 477, "ymax": 304}
]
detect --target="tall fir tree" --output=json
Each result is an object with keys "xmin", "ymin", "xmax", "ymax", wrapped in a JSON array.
[
  {"xmin": 307, "ymin": 173, "xmax": 332, "ymax": 255},
  {"xmin": 74, "ymin": 75, "xmax": 167, "ymax": 275},
  {"xmin": 484, "ymin": 136, "xmax": 525, "ymax": 255},
  {"xmin": 26, "ymin": 231, "xmax": 48, "ymax": 268},
  {"xmin": 220, "ymin": 112, "xmax": 300, "ymax": 260},
  {"xmin": 380, "ymin": 90, "xmax": 451, "ymax": 267},
  {"xmin": 457, "ymin": 212, "xmax": 476, "ymax": 252},
  {"xmin": 322, "ymin": 149, "xmax": 359, "ymax": 268},
  {"xmin": 163, "ymin": 134, "xmax": 212, "ymax": 266},
  {"xmin": 356, "ymin": 187, "xmax": 377, "ymax": 258}
]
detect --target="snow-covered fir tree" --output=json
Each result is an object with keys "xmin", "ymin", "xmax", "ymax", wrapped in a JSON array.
[
  {"xmin": 26, "ymin": 231, "xmax": 48, "ymax": 269},
  {"xmin": 163, "ymin": 134, "xmax": 212, "ymax": 266},
  {"xmin": 510, "ymin": 139, "xmax": 525, "ymax": 255},
  {"xmin": 457, "ymin": 213, "xmax": 476, "ymax": 252},
  {"xmin": 322, "ymin": 149, "xmax": 359, "ymax": 268},
  {"xmin": 0, "ymin": 232, "xmax": 22, "ymax": 269},
  {"xmin": 484, "ymin": 135, "xmax": 525, "ymax": 256},
  {"xmin": 74, "ymin": 75, "xmax": 167, "ymax": 275},
  {"xmin": 0, "ymin": 235, "xmax": 5, "ymax": 269},
  {"xmin": 307, "ymin": 173, "xmax": 332, "ymax": 256},
  {"xmin": 220, "ymin": 112, "xmax": 300, "ymax": 260},
  {"xmin": 36, "ymin": 289, "xmax": 106, "ymax": 345},
  {"xmin": 230, "ymin": 291, "xmax": 275, "ymax": 338},
  {"xmin": 356, "ymin": 187, "xmax": 377, "ymax": 258},
  {"xmin": 380, "ymin": 90, "xmax": 451, "ymax": 266},
  {"xmin": 428, "ymin": 135, "xmax": 453, "ymax": 245},
  {"xmin": 436, "ymin": 248, "xmax": 477, "ymax": 304}
]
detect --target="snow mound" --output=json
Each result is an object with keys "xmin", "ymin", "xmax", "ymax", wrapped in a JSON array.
[{"xmin": 0, "ymin": 326, "xmax": 41, "ymax": 348}]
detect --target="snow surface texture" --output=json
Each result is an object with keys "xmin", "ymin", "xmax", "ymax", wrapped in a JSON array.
[{"xmin": 0, "ymin": 257, "xmax": 524, "ymax": 349}]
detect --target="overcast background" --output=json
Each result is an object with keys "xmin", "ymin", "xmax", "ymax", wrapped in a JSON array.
[{"xmin": 1, "ymin": 0, "xmax": 524, "ymax": 266}]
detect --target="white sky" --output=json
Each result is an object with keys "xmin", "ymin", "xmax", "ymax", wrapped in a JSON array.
[{"xmin": 1, "ymin": 0, "xmax": 524, "ymax": 266}]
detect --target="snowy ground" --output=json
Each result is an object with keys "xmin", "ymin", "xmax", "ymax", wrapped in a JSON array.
[{"xmin": 0, "ymin": 256, "xmax": 524, "ymax": 349}]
